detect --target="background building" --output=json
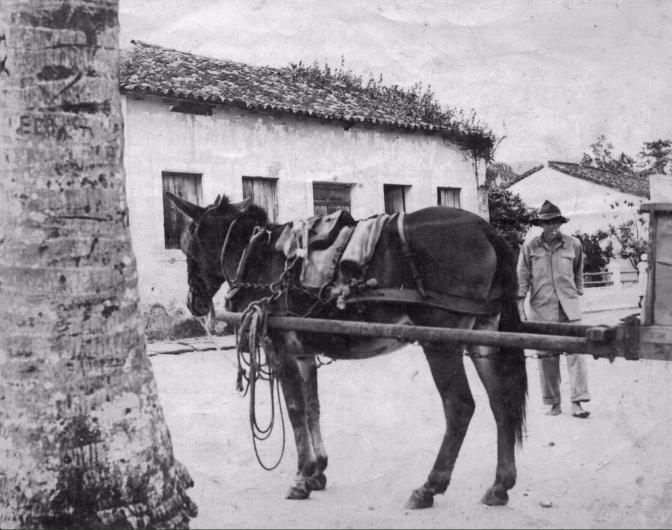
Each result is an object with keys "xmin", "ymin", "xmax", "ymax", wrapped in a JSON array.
[{"xmin": 120, "ymin": 41, "xmax": 494, "ymax": 326}]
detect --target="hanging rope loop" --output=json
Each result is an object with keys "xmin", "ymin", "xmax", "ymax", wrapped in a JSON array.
[{"xmin": 235, "ymin": 299, "xmax": 286, "ymax": 470}]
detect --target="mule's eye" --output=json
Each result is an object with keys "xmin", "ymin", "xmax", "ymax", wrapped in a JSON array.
[{"xmin": 188, "ymin": 223, "xmax": 197, "ymax": 235}]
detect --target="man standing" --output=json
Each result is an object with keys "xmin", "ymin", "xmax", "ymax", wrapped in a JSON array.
[{"xmin": 516, "ymin": 200, "xmax": 591, "ymax": 418}]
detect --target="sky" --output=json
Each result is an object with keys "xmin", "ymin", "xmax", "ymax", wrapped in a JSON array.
[{"xmin": 118, "ymin": 0, "xmax": 672, "ymax": 167}]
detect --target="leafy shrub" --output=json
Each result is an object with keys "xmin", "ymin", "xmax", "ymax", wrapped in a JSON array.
[{"xmin": 487, "ymin": 185, "xmax": 535, "ymax": 255}]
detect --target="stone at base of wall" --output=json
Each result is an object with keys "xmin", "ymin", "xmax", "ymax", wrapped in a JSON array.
[{"xmin": 142, "ymin": 303, "xmax": 232, "ymax": 341}]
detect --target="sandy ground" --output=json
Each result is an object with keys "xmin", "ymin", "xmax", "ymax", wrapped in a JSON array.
[{"xmin": 148, "ymin": 309, "xmax": 672, "ymax": 530}]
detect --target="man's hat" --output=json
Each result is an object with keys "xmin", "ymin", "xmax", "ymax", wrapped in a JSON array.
[{"xmin": 530, "ymin": 200, "xmax": 569, "ymax": 226}]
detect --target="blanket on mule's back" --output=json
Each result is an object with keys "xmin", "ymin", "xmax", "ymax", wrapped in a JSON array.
[{"xmin": 402, "ymin": 207, "xmax": 499, "ymax": 303}]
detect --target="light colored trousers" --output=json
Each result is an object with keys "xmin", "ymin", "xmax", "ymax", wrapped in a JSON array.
[
  {"xmin": 538, "ymin": 352, "xmax": 590, "ymax": 405},
  {"xmin": 537, "ymin": 309, "xmax": 591, "ymax": 406}
]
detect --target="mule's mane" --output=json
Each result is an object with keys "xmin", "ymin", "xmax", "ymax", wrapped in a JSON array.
[
  {"xmin": 241, "ymin": 203, "xmax": 270, "ymax": 227},
  {"xmin": 199, "ymin": 194, "xmax": 270, "ymax": 230}
]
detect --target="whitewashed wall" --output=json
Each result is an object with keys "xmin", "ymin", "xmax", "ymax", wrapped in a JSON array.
[
  {"xmin": 121, "ymin": 95, "xmax": 483, "ymax": 311},
  {"xmin": 509, "ymin": 167, "xmax": 648, "ymax": 240}
]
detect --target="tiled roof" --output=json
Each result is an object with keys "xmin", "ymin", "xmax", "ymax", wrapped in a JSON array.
[
  {"xmin": 120, "ymin": 41, "xmax": 494, "ymax": 155},
  {"xmin": 489, "ymin": 163, "xmax": 543, "ymax": 187},
  {"xmin": 547, "ymin": 161, "xmax": 649, "ymax": 198}
]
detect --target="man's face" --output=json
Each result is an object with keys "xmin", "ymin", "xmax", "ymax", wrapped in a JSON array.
[{"xmin": 540, "ymin": 219, "xmax": 563, "ymax": 239}]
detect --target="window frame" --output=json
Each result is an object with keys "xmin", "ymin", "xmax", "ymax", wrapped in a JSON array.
[
  {"xmin": 383, "ymin": 184, "xmax": 410, "ymax": 214},
  {"xmin": 242, "ymin": 176, "xmax": 279, "ymax": 222},
  {"xmin": 312, "ymin": 181, "xmax": 352, "ymax": 215},
  {"xmin": 437, "ymin": 186, "xmax": 461, "ymax": 208},
  {"xmin": 162, "ymin": 171, "xmax": 203, "ymax": 250}
]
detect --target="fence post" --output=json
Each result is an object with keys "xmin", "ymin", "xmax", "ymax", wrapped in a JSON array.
[{"xmin": 607, "ymin": 261, "xmax": 622, "ymax": 290}]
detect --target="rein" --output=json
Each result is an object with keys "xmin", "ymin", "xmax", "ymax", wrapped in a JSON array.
[
  {"xmin": 219, "ymin": 219, "xmax": 301, "ymax": 470},
  {"xmin": 236, "ymin": 299, "xmax": 286, "ymax": 471}
]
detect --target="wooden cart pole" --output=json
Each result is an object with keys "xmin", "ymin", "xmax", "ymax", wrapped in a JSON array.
[{"xmin": 216, "ymin": 310, "xmax": 625, "ymax": 358}]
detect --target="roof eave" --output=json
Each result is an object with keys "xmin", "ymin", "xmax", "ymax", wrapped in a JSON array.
[{"xmin": 120, "ymin": 86, "xmax": 494, "ymax": 157}]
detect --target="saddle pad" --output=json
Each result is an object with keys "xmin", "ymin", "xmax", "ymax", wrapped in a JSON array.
[
  {"xmin": 275, "ymin": 209, "xmax": 355, "ymax": 259},
  {"xmin": 339, "ymin": 213, "xmax": 394, "ymax": 278},
  {"xmin": 300, "ymin": 225, "xmax": 355, "ymax": 289}
]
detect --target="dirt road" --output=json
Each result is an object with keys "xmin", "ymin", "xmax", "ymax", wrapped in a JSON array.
[{"xmin": 150, "ymin": 340, "xmax": 672, "ymax": 529}]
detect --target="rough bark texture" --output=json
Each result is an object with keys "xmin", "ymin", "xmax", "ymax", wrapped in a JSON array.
[{"xmin": 0, "ymin": 1, "xmax": 197, "ymax": 528}]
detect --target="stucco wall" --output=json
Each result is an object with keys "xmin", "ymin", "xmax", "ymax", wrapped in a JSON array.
[
  {"xmin": 509, "ymin": 167, "xmax": 648, "ymax": 239},
  {"xmin": 121, "ymin": 95, "xmax": 482, "ymax": 313}
]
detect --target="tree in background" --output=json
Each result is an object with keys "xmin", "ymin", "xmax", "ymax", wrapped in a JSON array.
[
  {"xmin": 486, "ymin": 185, "xmax": 535, "ymax": 255},
  {"xmin": 0, "ymin": 1, "xmax": 196, "ymax": 527},
  {"xmin": 581, "ymin": 134, "xmax": 672, "ymax": 176},
  {"xmin": 608, "ymin": 219, "xmax": 650, "ymax": 268},
  {"xmin": 572, "ymin": 218, "xmax": 648, "ymax": 287},
  {"xmin": 580, "ymin": 134, "xmax": 637, "ymax": 174},
  {"xmin": 638, "ymin": 139, "xmax": 672, "ymax": 176},
  {"xmin": 572, "ymin": 230, "xmax": 613, "ymax": 287}
]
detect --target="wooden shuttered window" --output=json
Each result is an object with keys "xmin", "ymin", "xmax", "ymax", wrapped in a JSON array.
[
  {"xmin": 313, "ymin": 182, "xmax": 352, "ymax": 216},
  {"xmin": 162, "ymin": 171, "xmax": 202, "ymax": 249},
  {"xmin": 242, "ymin": 176, "xmax": 278, "ymax": 222},
  {"xmin": 383, "ymin": 184, "xmax": 409, "ymax": 214}
]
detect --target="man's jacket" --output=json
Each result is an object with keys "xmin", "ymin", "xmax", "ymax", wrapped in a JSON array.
[{"xmin": 516, "ymin": 233, "xmax": 584, "ymax": 321}]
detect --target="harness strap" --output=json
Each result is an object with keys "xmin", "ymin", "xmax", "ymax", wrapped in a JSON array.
[
  {"xmin": 219, "ymin": 219, "xmax": 238, "ymax": 284},
  {"xmin": 234, "ymin": 227, "xmax": 268, "ymax": 282},
  {"xmin": 343, "ymin": 287, "xmax": 502, "ymax": 315},
  {"xmin": 396, "ymin": 212, "xmax": 428, "ymax": 298}
]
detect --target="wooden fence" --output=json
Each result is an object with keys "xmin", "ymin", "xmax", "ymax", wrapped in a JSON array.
[{"xmin": 584, "ymin": 269, "xmax": 639, "ymax": 288}]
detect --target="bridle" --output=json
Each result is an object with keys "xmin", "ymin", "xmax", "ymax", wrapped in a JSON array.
[{"xmin": 219, "ymin": 218, "xmax": 238, "ymax": 286}]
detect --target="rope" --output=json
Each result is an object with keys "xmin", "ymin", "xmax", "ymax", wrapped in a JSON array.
[{"xmin": 235, "ymin": 300, "xmax": 286, "ymax": 471}]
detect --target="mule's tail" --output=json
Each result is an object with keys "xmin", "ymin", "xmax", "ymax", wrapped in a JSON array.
[{"xmin": 490, "ymin": 234, "xmax": 527, "ymax": 446}]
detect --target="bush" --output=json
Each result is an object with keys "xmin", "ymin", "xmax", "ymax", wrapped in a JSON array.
[
  {"xmin": 487, "ymin": 185, "xmax": 535, "ymax": 255},
  {"xmin": 572, "ymin": 230, "xmax": 612, "ymax": 273}
]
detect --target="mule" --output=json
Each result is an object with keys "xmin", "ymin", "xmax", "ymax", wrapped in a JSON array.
[{"xmin": 166, "ymin": 192, "xmax": 527, "ymax": 509}]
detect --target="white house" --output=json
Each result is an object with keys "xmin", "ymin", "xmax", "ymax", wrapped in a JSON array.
[
  {"xmin": 508, "ymin": 161, "xmax": 650, "ymax": 238},
  {"xmin": 119, "ymin": 41, "xmax": 495, "ymax": 320}
]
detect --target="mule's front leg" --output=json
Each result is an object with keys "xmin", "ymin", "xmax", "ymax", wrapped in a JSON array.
[
  {"xmin": 409, "ymin": 345, "xmax": 475, "ymax": 509},
  {"xmin": 278, "ymin": 353, "xmax": 318, "ymax": 500}
]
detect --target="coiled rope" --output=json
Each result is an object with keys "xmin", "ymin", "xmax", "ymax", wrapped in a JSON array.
[{"xmin": 235, "ymin": 299, "xmax": 286, "ymax": 470}]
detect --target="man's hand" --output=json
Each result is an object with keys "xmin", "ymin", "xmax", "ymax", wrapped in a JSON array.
[{"xmin": 517, "ymin": 299, "xmax": 527, "ymax": 321}]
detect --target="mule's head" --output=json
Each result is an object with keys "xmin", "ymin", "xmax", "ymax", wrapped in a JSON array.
[{"xmin": 165, "ymin": 192, "xmax": 267, "ymax": 316}]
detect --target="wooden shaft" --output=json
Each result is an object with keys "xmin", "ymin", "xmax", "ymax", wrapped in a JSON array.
[
  {"xmin": 519, "ymin": 321, "xmax": 612, "ymax": 338},
  {"xmin": 216, "ymin": 311, "xmax": 616, "ymax": 357}
]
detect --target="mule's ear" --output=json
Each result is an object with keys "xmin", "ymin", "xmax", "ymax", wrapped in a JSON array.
[
  {"xmin": 214, "ymin": 194, "xmax": 222, "ymax": 206},
  {"xmin": 231, "ymin": 197, "xmax": 252, "ymax": 211},
  {"xmin": 165, "ymin": 192, "xmax": 206, "ymax": 220}
]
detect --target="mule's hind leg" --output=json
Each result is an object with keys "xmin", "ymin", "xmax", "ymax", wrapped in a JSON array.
[
  {"xmin": 300, "ymin": 357, "xmax": 328, "ymax": 491},
  {"xmin": 409, "ymin": 343, "xmax": 475, "ymax": 509},
  {"xmin": 470, "ymin": 313, "xmax": 525, "ymax": 506}
]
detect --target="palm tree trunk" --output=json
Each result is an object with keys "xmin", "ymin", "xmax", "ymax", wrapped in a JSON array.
[{"xmin": 0, "ymin": 1, "xmax": 197, "ymax": 527}]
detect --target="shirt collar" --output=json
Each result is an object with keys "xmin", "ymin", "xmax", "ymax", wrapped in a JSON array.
[{"xmin": 540, "ymin": 233, "xmax": 566, "ymax": 250}]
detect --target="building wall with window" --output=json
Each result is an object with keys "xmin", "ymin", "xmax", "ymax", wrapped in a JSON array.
[{"xmin": 122, "ymin": 95, "xmax": 483, "ymax": 310}]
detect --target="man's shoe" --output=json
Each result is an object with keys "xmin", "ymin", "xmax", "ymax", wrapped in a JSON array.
[
  {"xmin": 571, "ymin": 402, "xmax": 590, "ymax": 418},
  {"xmin": 545, "ymin": 403, "xmax": 562, "ymax": 416}
]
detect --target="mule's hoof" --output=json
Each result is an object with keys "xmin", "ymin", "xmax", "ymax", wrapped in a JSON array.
[
  {"xmin": 481, "ymin": 486, "xmax": 509, "ymax": 506},
  {"xmin": 306, "ymin": 473, "xmax": 327, "ymax": 491},
  {"xmin": 407, "ymin": 488, "xmax": 434, "ymax": 510},
  {"xmin": 286, "ymin": 483, "xmax": 311, "ymax": 500}
]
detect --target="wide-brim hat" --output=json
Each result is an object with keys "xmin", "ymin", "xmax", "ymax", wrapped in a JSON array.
[{"xmin": 530, "ymin": 200, "xmax": 569, "ymax": 226}]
